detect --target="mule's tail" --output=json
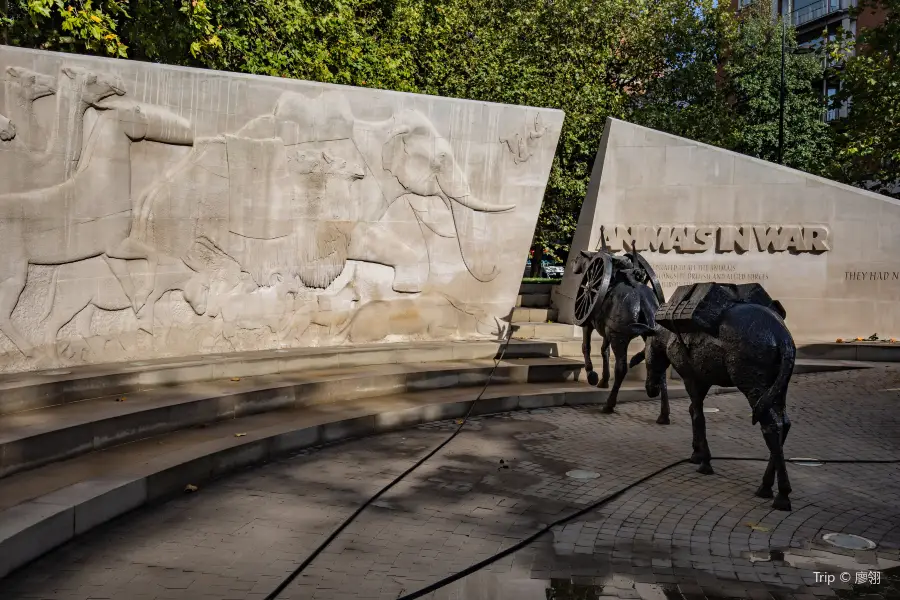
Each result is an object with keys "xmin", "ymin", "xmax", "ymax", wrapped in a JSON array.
[{"xmin": 752, "ymin": 336, "xmax": 796, "ymax": 425}]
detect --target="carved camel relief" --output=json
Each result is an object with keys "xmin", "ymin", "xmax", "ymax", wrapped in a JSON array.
[
  {"xmin": 0, "ymin": 79, "xmax": 194, "ymax": 357},
  {"xmin": 3, "ymin": 67, "xmax": 57, "ymax": 153},
  {"xmin": 0, "ymin": 113, "xmax": 14, "ymax": 141},
  {"xmin": 0, "ymin": 66, "xmax": 126, "ymax": 193}
]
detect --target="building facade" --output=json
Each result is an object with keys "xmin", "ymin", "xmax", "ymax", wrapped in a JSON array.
[{"xmin": 733, "ymin": 0, "xmax": 889, "ymax": 121}]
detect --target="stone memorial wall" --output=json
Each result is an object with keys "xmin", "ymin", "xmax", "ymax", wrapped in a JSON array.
[
  {"xmin": 554, "ymin": 117, "xmax": 900, "ymax": 343},
  {"xmin": 0, "ymin": 45, "xmax": 563, "ymax": 373}
]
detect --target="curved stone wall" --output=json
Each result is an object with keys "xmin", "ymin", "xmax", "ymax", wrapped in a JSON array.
[{"xmin": 0, "ymin": 45, "xmax": 563, "ymax": 373}]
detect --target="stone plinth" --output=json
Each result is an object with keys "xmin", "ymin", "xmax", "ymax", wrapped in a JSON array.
[
  {"xmin": 554, "ymin": 117, "xmax": 900, "ymax": 343},
  {"xmin": 0, "ymin": 45, "xmax": 563, "ymax": 373}
]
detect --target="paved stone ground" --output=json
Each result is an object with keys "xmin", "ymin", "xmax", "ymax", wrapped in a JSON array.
[{"xmin": 4, "ymin": 367, "xmax": 900, "ymax": 600}]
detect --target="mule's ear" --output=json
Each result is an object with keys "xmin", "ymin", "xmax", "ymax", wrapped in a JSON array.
[
  {"xmin": 579, "ymin": 250, "xmax": 593, "ymax": 259},
  {"xmin": 629, "ymin": 323, "xmax": 656, "ymax": 337}
]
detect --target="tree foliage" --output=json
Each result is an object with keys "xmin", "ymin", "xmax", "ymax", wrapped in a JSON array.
[
  {"xmin": 827, "ymin": 0, "xmax": 900, "ymax": 197},
  {"xmin": 724, "ymin": 0, "xmax": 833, "ymax": 173}
]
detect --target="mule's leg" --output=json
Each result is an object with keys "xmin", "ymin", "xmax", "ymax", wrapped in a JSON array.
[
  {"xmin": 685, "ymin": 379, "xmax": 713, "ymax": 474},
  {"xmin": 774, "ymin": 410, "xmax": 793, "ymax": 510},
  {"xmin": 657, "ymin": 369, "xmax": 670, "ymax": 425},
  {"xmin": 599, "ymin": 336, "xmax": 611, "ymax": 388},
  {"xmin": 583, "ymin": 325, "xmax": 599, "ymax": 386},
  {"xmin": 756, "ymin": 407, "xmax": 792, "ymax": 511},
  {"xmin": 601, "ymin": 337, "xmax": 629, "ymax": 414}
]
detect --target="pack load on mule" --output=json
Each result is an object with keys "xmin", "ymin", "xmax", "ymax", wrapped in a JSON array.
[{"xmin": 655, "ymin": 282, "xmax": 787, "ymax": 336}]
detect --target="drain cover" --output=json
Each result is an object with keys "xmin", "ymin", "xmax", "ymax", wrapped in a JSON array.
[
  {"xmin": 566, "ymin": 470, "xmax": 600, "ymax": 480},
  {"xmin": 791, "ymin": 457, "xmax": 823, "ymax": 467},
  {"xmin": 703, "ymin": 407, "xmax": 720, "ymax": 413},
  {"xmin": 822, "ymin": 533, "xmax": 876, "ymax": 550}
]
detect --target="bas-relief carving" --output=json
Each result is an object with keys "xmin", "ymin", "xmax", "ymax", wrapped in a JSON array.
[
  {"xmin": 500, "ymin": 114, "xmax": 547, "ymax": 164},
  {"xmin": 0, "ymin": 112, "xmax": 14, "ymax": 141},
  {"xmin": 1, "ymin": 66, "xmax": 126, "ymax": 191},
  {"xmin": 0, "ymin": 53, "xmax": 550, "ymax": 373}
]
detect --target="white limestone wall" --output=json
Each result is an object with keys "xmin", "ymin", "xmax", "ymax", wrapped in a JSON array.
[
  {"xmin": 0, "ymin": 45, "xmax": 563, "ymax": 373},
  {"xmin": 555, "ymin": 117, "xmax": 900, "ymax": 343}
]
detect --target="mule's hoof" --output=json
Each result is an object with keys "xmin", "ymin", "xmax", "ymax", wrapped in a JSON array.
[
  {"xmin": 656, "ymin": 415, "xmax": 670, "ymax": 425},
  {"xmin": 697, "ymin": 462, "xmax": 714, "ymax": 475},
  {"xmin": 772, "ymin": 494, "xmax": 792, "ymax": 511},
  {"xmin": 689, "ymin": 452, "xmax": 704, "ymax": 464},
  {"xmin": 601, "ymin": 405, "xmax": 615, "ymax": 414},
  {"xmin": 755, "ymin": 486, "xmax": 774, "ymax": 499},
  {"xmin": 599, "ymin": 379, "xmax": 610, "ymax": 389},
  {"xmin": 587, "ymin": 371, "xmax": 599, "ymax": 387}
]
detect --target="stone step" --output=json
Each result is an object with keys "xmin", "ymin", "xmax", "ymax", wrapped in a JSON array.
[
  {"xmin": 0, "ymin": 340, "xmax": 500, "ymax": 416},
  {"xmin": 515, "ymin": 293, "xmax": 551, "ymax": 308},
  {"xmin": 797, "ymin": 342, "xmax": 900, "ymax": 363},
  {"xmin": 519, "ymin": 283, "xmax": 559, "ymax": 295},
  {"xmin": 511, "ymin": 307, "xmax": 558, "ymax": 323},
  {"xmin": 0, "ymin": 379, "xmax": 690, "ymax": 580},
  {"xmin": 504, "ymin": 340, "xmax": 876, "ymax": 379},
  {"xmin": 511, "ymin": 322, "xmax": 580, "ymax": 340},
  {"xmin": 0, "ymin": 357, "xmax": 583, "ymax": 481}
]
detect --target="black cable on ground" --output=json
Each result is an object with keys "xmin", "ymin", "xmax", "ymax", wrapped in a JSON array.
[
  {"xmin": 395, "ymin": 455, "xmax": 900, "ymax": 600},
  {"xmin": 264, "ymin": 322, "xmax": 519, "ymax": 600}
]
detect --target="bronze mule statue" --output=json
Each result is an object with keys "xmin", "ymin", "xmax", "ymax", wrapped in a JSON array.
[
  {"xmin": 572, "ymin": 243, "xmax": 667, "ymax": 422},
  {"xmin": 631, "ymin": 282, "xmax": 797, "ymax": 511}
]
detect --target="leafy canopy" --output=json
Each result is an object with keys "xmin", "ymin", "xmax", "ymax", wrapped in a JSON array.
[{"xmin": 827, "ymin": 0, "xmax": 900, "ymax": 197}]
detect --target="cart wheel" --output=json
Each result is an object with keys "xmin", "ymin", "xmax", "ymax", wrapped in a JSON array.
[{"xmin": 574, "ymin": 253, "xmax": 613, "ymax": 326}]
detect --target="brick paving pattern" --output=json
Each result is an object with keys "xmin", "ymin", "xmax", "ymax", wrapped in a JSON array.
[{"xmin": 3, "ymin": 366, "xmax": 900, "ymax": 600}]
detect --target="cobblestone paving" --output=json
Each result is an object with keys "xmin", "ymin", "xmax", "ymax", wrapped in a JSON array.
[{"xmin": 4, "ymin": 367, "xmax": 900, "ymax": 600}]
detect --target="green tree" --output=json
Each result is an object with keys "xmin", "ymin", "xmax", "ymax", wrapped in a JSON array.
[
  {"xmin": 827, "ymin": 0, "xmax": 900, "ymax": 198},
  {"xmin": 3, "ymin": 0, "xmax": 129, "ymax": 57},
  {"xmin": 412, "ymin": 0, "xmax": 736, "ymax": 269},
  {"xmin": 626, "ymin": 0, "xmax": 737, "ymax": 149},
  {"xmin": 723, "ymin": 0, "xmax": 833, "ymax": 173}
]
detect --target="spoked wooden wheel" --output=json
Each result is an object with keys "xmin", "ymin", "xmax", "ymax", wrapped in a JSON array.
[{"xmin": 574, "ymin": 253, "xmax": 612, "ymax": 326}]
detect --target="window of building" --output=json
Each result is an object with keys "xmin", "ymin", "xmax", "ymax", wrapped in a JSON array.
[{"xmin": 825, "ymin": 86, "xmax": 840, "ymax": 121}]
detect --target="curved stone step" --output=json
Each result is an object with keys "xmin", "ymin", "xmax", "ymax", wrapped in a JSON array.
[
  {"xmin": 0, "ymin": 357, "xmax": 584, "ymax": 480},
  {"xmin": 511, "ymin": 307, "xmax": 558, "ymax": 323},
  {"xmin": 0, "ymin": 379, "xmax": 685, "ymax": 580},
  {"xmin": 0, "ymin": 340, "xmax": 502, "ymax": 416},
  {"xmin": 516, "ymin": 293, "xmax": 551, "ymax": 308}
]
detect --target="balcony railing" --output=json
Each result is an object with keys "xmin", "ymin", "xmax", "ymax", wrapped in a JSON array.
[{"xmin": 793, "ymin": 0, "xmax": 854, "ymax": 27}]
